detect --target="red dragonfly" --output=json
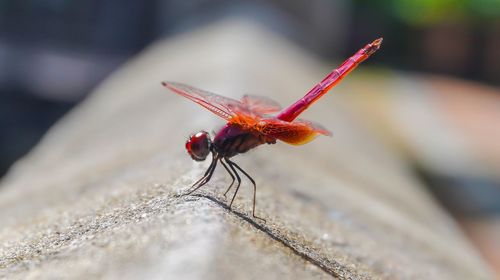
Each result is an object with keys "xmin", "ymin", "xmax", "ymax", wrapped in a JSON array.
[{"xmin": 163, "ymin": 38, "xmax": 382, "ymax": 220}]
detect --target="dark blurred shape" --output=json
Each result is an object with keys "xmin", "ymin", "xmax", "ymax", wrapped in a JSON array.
[
  {"xmin": 419, "ymin": 170, "xmax": 500, "ymax": 216},
  {"xmin": 0, "ymin": 0, "xmax": 159, "ymax": 103},
  {"xmin": 483, "ymin": 20, "xmax": 500, "ymax": 83},
  {"xmin": 421, "ymin": 22, "xmax": 472, "ymax": 76},
  {"xmin": 0, "ymin": 0, "xmax": 157, "ymax": 176},
  {"xmin": 0, "ymin": 89, "xmax": 72, "ymax": 176}
]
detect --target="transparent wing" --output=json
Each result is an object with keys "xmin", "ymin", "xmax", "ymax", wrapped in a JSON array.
[
  {"xmin": 162, "ymin": 81, "xmax": 243, "ymax": 121},
  {"xmin": 241, "ymin": 94, "xmax": 282, "ymax": 114},
  {"xmin": 257, "ymin": 118, "xmax": 331, "ymax": 146}
]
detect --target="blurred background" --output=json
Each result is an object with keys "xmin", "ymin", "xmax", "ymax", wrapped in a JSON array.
[{"xmin": 0, "ymin": 0, "xmax": 499, "ymax": 275}]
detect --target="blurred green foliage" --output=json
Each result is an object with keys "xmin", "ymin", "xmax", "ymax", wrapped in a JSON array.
[{"xmin": 359, "ymin": 0, "xmax": 500, "ymax": 26}]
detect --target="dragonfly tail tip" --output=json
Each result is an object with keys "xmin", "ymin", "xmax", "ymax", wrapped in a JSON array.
[{"xmin": 364, "ymin": 38, "xmax": 383, "ymax": 55}]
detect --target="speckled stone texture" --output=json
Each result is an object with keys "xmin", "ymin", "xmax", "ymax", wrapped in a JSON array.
[{"xmin": 0, "ymin": 20, "xmax": 493, "ymax": 279}]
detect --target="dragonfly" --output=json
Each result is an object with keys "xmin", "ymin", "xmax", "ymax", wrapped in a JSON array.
[{"xmin": 163, "ymin": 38, "xmax": 382, "ymax": 221}]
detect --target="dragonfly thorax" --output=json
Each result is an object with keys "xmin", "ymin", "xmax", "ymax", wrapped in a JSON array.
[
  {"xmin": 185, "ymin": 131, "xmax": 212, "ymax": 161},
  {"xmin": 212, "ymin": 123, "xmax": 273, "ymax": 158}
]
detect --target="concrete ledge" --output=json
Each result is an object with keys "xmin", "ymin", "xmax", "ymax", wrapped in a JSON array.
[{"xmin": 0, "ymin": 20, "xmax": 492, "ymax": 279}]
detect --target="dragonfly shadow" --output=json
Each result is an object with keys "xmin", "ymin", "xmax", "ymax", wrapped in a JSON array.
[{"xmin": 185, "ymin": 193, "xmax": 342, "ymax": 278}]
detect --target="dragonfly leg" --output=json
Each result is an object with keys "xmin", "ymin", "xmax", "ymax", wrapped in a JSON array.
[
  {"xmin": 185, "ymin": 166, "xmax": 212, "ymax": 193},
  {"xmin": 220, "ymin": 159, "xmax": 235, "ymax": 198},
  {"xmin": 226, "ymin": 159, "xmax": 241, "ymax": 209},
  {"xmin": 185, "ymin": 155, "xmax": 218, "ymax": 195},
  {"xmin": 227, "ymin": 159, "xmax": 266, "ymax": 222}
]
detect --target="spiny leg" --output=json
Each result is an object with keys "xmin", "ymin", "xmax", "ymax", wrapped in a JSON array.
[
  {"xmin": 229, "ymin": 159, "xmax": 265, "ymax": 222},
  {"xmin": 185, "ymin": 160, "xmax": 214, "ymax": 192},
  {"xmin": 184, "ymin": 154, "xmax": 216, "ymax": 193},
  {"xmin": 226, "ymin": 159, "xmax": 241, "ymax": 209},
  {"xmin": 185, "ymin": 160, "xmax": 217, "ymax": 195},
  {"xmin": 185, "ymin": 156, "xmax": 218, "ymax": 195},
  {"xmin": 220, "ymin": 159, "xmax": 235, "ymax": 198}
]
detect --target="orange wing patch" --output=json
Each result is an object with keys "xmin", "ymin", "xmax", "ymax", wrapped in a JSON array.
[{"xmin": 256, "ymin": 118, "xmax": 331, "ymax": 146}]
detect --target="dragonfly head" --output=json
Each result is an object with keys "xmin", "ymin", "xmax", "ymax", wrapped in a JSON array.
[{"xmin": 185, "ymin": 131, "xmax": 212, "ymax": 161}]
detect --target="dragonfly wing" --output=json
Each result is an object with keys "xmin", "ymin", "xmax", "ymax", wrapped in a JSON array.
[
  {"xmin": 295, "ymin": 118, "xmax": 332, "ymax": 136},
  {"xmin": 241, "ymin": 94, "xmax": 282, "ymax": 114},
  {"xmin": 258, "ymin": 118, "xmax": 331, "ymax": 146},
  {"xmin": 162, "ymin": 81, "xmax": 243, "ymax": 121}
]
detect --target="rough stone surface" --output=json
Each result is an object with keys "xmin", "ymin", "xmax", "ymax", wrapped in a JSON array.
[{"xmin": 0, "ymin": 20, "xmax": 493, "ymax": 279}]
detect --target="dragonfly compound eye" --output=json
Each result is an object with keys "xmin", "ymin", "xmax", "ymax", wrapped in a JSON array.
[{"xmin": 185, "ymin": 131, "xmax": 211, "ymax": 161}]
